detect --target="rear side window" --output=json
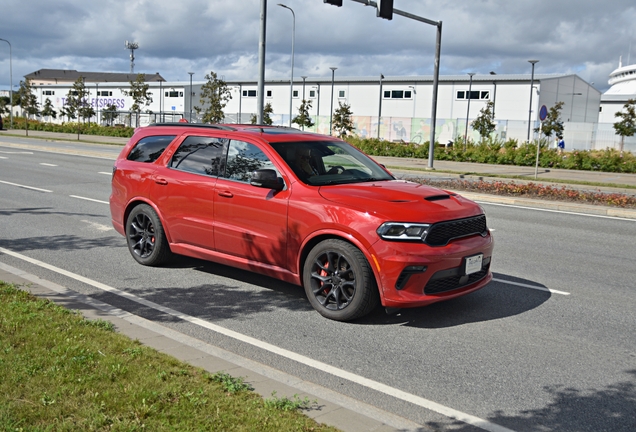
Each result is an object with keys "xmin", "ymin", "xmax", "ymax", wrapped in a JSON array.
[
  {"xmin": 170, "ymin": 136, "xmax": 228, "ymax": 176},
  {"xmin": 223, "ymin": 140, "xmax": 278, "ymax": 183},
  {"xmin": 127, "ymin": 135, "xmax": 176, "ymax": 163}
]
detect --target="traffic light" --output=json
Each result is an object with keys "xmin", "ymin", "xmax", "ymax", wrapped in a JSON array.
[
  {"xmin": 376, "ymin": 0, "xmax": 393, "ymax": 20},
  {"xmin": 323, "ymin": 0, "xmax": 343, "ymax": 6}
]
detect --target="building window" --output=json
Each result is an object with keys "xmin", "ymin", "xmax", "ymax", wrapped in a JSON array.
[
  {"xmin": 165, "ymin": 91, "xmax": 181, "ymax": 97},
  {"xmin": 43, "ymin": 90, "xmax": 55, "ymax": 96},
  {"xmin": 293, "ymin": 90, "xmax": 299, "ymax": 98},
  {"xmin": 242, "ymin": 90, "xmax": 257, "ymax": 97},
  {"xmin": 338, "ymin": 90, "xmax": 346, "ymax": 98},
  {"xmin": 98, "ymin": 91, "xmax": 112, "ymax": 96},
  {"xmin": 456, "ymin": 90, "xmax": 489, "ymax": 100},
  {"xmin": 383, "ymin": 90, "xmax": 413, "ymax": 99},
  {"xmin": 266, "ymin": 90, "xmax": 272, "ymax": 98},
  {"xmin": 309, "ymin": 90, "xmax": 316, "ymax": 98}
]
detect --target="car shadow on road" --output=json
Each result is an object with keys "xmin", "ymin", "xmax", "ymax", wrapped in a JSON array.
[{"xmin": 354, "ymin": 272, "xmax": 552, "ymax": 328}]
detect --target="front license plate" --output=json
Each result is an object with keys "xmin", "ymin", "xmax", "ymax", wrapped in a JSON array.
[{"xmin": 464, "ymin": 254, "xmax": 483, "ymax": 275}]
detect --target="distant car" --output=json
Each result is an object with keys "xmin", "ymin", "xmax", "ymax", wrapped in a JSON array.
[{"xmin": 110, "ymin": 123, "xmax": 494, "ymax": 321}]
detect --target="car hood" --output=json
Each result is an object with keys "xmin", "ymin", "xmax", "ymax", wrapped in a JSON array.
[{"xmin": 318, "ymin": 180, "xmax": 483, "ymax": 222}]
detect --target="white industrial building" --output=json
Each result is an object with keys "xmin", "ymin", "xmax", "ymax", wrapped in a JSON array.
[{"xmin": 10, "ymin": 67, "xmax": 635, "ymax": 151}]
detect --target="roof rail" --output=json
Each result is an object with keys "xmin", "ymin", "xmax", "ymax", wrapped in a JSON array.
[{"xmin": 149, "ymin": 122, "xmax": 236, "ymax": 131}]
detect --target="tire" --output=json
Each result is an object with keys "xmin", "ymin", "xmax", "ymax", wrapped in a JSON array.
[
  {"xmin": 303, "ymin": 239, "xmax": 380, "ymax": 321},
  {"xmin": 125, "ymin": 204, "xmax": 172, "ymax": 266}
]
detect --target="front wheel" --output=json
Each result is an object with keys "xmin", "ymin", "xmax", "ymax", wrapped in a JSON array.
[
  {"xmin": 126, "ymin": 204, "xmax": 172, "ymax": 266},
  {"xmin": 303, "ymin": 239, "xmax": 379, "ymax": 321}
]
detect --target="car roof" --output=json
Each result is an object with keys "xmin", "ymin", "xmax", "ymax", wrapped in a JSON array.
[{"xmin": 138, "ymin": 122, "xmax": 335, "ymax": 142}]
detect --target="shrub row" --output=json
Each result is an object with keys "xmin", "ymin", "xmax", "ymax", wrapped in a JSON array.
[
  {"xmin": 4, "ymin": 117, "xmax": 135, "ymax": 138},
  {"xmin": 346, "ymin": 136, "xmax": 636, "ymax": 174}
]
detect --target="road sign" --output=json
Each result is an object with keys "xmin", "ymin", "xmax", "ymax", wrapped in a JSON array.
[{"xmin": 539, "ymin": 105, "xmax": 548, "ymax": 122}]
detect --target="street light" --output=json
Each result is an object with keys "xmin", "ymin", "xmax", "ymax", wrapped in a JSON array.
[
  {"xmin": 329, "ymin": 67, "xmax": 337, "ymax": 135},
  {"xmin": 0, "ymin": 38, "xmax": 13, "ymax": 129},
  {"xmin": 378, "ymin": 74, "xmax": 384, "ymax": 139},
  {"xmin": 278, "ymin": 3, "xmax": 295, "ymax": 127},
  {"xmin": 527, "ymin": 60, "xmax": 539, "ymax": 142},
  {"xmin": 464, "ymin": 72, "xmax": 475, "ymax": 145},
  {"xmin": 188, "ymin": 72, "xmax": 194, "ymax": 122},
  {"xmin": 301, "ymin": 76, "xmax": 307, "ymax": 100}
]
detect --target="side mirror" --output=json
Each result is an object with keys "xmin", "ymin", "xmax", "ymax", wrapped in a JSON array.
[{"xmin": 250, "ymin": 169, "xmax": 284, "ymax": 191}]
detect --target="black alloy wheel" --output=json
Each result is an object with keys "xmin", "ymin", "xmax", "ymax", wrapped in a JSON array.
[{"xmin": 126, "ymin": 204, "xmax": 171, "ymax": 266}]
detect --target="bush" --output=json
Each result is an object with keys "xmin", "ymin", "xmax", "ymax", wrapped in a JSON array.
[{"xmin": 9, "ymin": 117, "xmax": 135, "ymax": 138}]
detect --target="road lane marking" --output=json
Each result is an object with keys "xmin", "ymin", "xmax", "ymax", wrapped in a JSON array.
[
  {"xmin": 0, "ymin": 156, "xmax": 6, "ymax": 159},
  {"xmin": 0, "ymin": 150, "xmax": 34, "ymax": 154},
  {"xmin": 70, "ymin": 195, "xmax": 109, "ymax": 205},
  {"xmin": 0, "ymin": 180, "xmax": 52, "ymax": 193},
  {"xmin": 478, "ymin": 201, "xmax": 636, "ymax": 221},
  {"xmin": 0, "ymin": 246, "xmax": 513, "ymax": 432},
  {"xmin": 39, "ymin": 163, "xmax": 58, "ymax": 167},
  {"xmin": 98, "ymin": 172, "xmax": 112, "ymax": 175},
  {"xmin": 492, "ymin": 278, "xmax": 570, "ymax": 295},
  {"xmin": 80, "ymin": 220, "xmax": 113, "ymax": 232}
]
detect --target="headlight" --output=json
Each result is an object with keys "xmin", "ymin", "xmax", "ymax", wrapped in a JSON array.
[{"xmin": 377, "ymin": 222, "xmax": 430, "ymax": 241}]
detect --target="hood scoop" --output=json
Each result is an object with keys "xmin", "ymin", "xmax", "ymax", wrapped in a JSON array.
[{"xmin": 424, "ymin": 194, "xmax": 451, "ymax": 202}]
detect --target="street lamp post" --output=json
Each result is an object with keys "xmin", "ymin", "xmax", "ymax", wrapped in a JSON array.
[
  {"xmin": 527, "ymin": 60, "xmax": 539, "ymax": 142},
  {"xmin": 378, "ymin": 74, "xmax": 384, "ymax": 139},
  {"xmin": 329, "ymin": 67, "xmax": 337, "ymax": 135},
  {"xmin": 278, "ymin": 4, "xmax": 295, "ymax": 127},
  {"xmin": 188, "ymin": 72, "xmax": 194, "ymax": 122},
  {"xmin": 464, "ymin": 72, "xmax": 475, "ymax": 145},
  {"xmin": 95, "ymin": 83, "xmax": 99, "ymax": 125},
  {"xmin": 301, "ymin": 76, "xmax": 307, "ymax": 130},
  {"xmin": 0, "ymin": 38, "xmax": 13, "ymax": 129}
]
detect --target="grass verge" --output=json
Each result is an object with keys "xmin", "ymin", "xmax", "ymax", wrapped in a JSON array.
[{"xmin": 0, "ymin": 281, "xmax": 338, "ymax": 431}]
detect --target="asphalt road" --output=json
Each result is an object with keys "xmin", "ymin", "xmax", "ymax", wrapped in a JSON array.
[{"xmin": 1, "ymin": 137, "xmax": 635, "ymax": 432}]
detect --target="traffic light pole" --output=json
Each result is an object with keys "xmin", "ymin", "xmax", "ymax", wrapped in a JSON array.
[{"xmin": 334, "ymin": 0, "xmax": 442, "ymax": 169}]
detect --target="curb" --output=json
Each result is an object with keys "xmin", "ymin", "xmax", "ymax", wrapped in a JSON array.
[{"xmin": 0, "ymin": 261, "xmax": 420, "ymax": 432}]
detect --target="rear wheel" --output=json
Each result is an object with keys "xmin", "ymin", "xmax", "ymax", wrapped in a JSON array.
[
  {"xmin": 126, "ymin": 204, "xmax": 171, "ymax": 266},
  {"xmin": 303, "ymin": 239, "xmax": 379, "ymax": 321}
]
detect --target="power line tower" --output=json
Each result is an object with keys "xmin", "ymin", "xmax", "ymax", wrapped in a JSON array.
[{"xmin": 125, "ymin": 41, "xmax": 139, "ymax": 74}]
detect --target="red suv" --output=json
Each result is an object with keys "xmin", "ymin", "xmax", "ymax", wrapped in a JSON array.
[{"xmin": 110, "ymin": 123, "xmax": 494, "ymax": 321}]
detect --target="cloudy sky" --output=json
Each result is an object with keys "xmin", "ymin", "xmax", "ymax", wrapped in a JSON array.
[{"xmin": 1, "ymin": 0, "xmax": 635, "ymax": 92}]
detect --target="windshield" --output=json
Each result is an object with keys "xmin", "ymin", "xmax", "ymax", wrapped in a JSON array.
[{"xmin": 270, "ymin": 140, "xmax": 395, "ymax": 186}]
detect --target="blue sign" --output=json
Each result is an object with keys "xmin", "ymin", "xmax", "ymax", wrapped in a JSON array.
[{"xmin": 539, "ymin": 105, "xmax": 548, "ymax": 122}]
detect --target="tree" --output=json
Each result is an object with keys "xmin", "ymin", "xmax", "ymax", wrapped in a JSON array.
[
  {"xmin": 41, "ymin": 97, "xmax": 57, "ymax": 122},
  {"xmin": 535, "ymin": 101, "xmax": 564, "ymax": 141},
  {"xmin": 332, "ymin": 101, "xmax": 354, "ymax": 138},
  {"xmin": 0, "ymin": 96, "xmax": 9, "ymax": 128},
  {"xmin": 65, "ymin": 77, "xmax": 90, "ymax": 139},
  {"xmin": 292, "ymin": 99, "xmax": 314, "ymax": 130},
  {"xmin": 59, "ymin": 106, "xmax": 76, "ymax": 123},
  {"xmin": 471, "ymin": 101, "xmax": 496, "ymax": 142},
  {"xmin": 123, "ymin": 73, "xmax": 153, "ymax": 127},
  {"xmin": 250, "ymin": 102, "xmax": 273, "ymax": 125},
  {"xmin": 196, "ymin": 71, "xmax": 232, "ymax": 123},
  {"xmin": 16, "ymin": 78, "xmax": 39, "ymax": 136},
  {"xmin": 102, "ymin": 103, "xmax": 119, "ymax": 126},
  {"xmin": 613, "ymin": 99, "xmax": 636, "ymax": 156}
]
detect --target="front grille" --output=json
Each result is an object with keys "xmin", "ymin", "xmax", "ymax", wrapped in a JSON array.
[
  {"xmin": 425, "ymin": 215, "xmax": 487, "ymax": 246},
  {"xmin": 424, "ymin": 266, "xmax": 490, "ymax": 295}
]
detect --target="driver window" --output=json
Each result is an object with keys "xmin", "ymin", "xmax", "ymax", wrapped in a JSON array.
[{"xmin": 223, "ymin": 140, "xmax": 279, "ymax": 183}]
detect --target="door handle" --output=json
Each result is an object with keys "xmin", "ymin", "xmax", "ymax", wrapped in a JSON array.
[
  {"xmin": 154, "ymin": 177, "xmax": 168, "ymax": 185},
  {"xmin": 218, "ymin": 191, "xmax": 233, "ymax": 198}
]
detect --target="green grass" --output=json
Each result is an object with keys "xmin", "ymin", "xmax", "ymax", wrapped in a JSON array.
[{"xmin": 0, "ymin": 281, "xmax": 339, "ymax": 431}]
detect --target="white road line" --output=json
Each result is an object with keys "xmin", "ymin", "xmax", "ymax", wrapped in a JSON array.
[
  {"xmin": 0, "ymin": 150, "xmax": 33, "ymax": 154},
  {"xmin": 478, "ymin": 201, "xmax": 636, "ymax": 221},
  {"xmin": 98, "ymin": 172, "xmax": 112, "ymax": 175},
  {"xmin": 69, "ymin": 195, "xmax": 109, "ymax": 205},
  {"xmin": 493, "ymin": 278, "xmax": 570, "ymax": 295},
  {"xmin": 39, "ymin": 163, "xmax": 58, "ymax": 167},
  {"xmin": 0, "ymin": 246, "xmax": 513, "ymax": 432},
  {"xmin": 0, "ymin": 156, "xmax": 6, "ymax": 159},
  {"xmin": 80, "ymin": 220, "xmax": 113, "ymax": 232},
  {"xmin": 0, "ymin": 180, "xmax": 52, "ymax": 193}
]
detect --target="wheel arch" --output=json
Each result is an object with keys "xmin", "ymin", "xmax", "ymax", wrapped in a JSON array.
[{"xmin": 123, "ymin": 199, "xmax": 172, "ymax": 243}]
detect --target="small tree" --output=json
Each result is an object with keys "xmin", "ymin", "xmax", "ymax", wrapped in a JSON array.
[
  {"xmin": 123, "ymin": 73, "xmax": 153, "ymax": 127},
  {"xmin": 332, "ymin": 101, "xmax": 354, "ymax": 138},
  {"xmin": 66, "ymin": 77, "xmax": 90, "ymax": 139},
  {"xmin": 196, "ymin": 71, "xmax": 232, "ymax": 123},
  {"xmin": 16, "ymin": 78, "xmax": 39, "ymax": 136},
  {"xmin": 535, "ymin": 101, "xmax": 564, "ymax": 142},
  {"xmin": 102, "ymin": 103, "xmax": 119, "ymax": 126},
  {"xmin": 292, "ymin": 99, "xmax": 314, "ymax": 130},
  {"xmin": 613, "ymin": 99, "xmax": 636, "ymax": 156},
  {"xmin": 250, "ymin": 103, "xmax": 273, "ymax": 125},
  {"xmin": 41, "ymin": 97, "xmax": 57, "ymax": 122},
  {"xmin": 471, "ymin": 101, "xmax": 496, "ymax": 143}
]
